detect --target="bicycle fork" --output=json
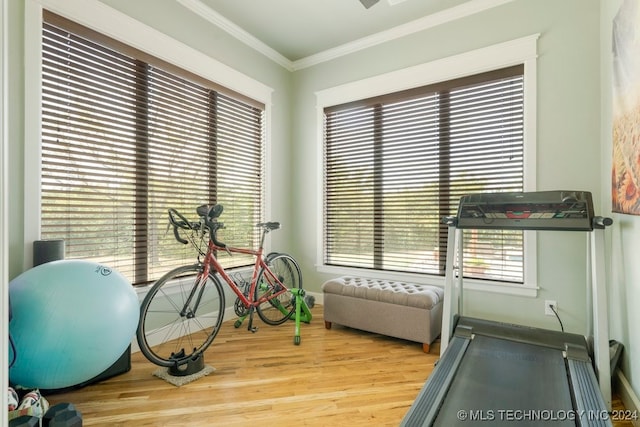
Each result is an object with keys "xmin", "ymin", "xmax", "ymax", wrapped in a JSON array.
[{"xmin": 180, "ymin": 274, "xmax": 208, "ymax": 319}]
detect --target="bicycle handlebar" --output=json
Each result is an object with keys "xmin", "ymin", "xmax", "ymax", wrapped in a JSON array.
[
  {"xmin": 168, "ymin": 205, "xmax": 227, "ymax": 248},
  {"xmin": 168, "ymin": 204, "xmax": 280, "ymax": 250},
  {"xmin": 173, "ymin": 224, "xmax": 188, "ymax": 245}
]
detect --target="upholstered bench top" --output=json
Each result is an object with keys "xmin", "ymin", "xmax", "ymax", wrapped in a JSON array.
[{"xmin": 322, "ymin": 276, "xmax": 444, "ymax": 310}]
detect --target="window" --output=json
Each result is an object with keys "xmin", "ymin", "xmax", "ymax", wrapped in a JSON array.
[
  {"xmin": 40, "ymin": 12, "xmax": 265, "ymax": 285},
  {"xmin": 323, "ymin": 65, "xmax": 525, "ymax": 283}
]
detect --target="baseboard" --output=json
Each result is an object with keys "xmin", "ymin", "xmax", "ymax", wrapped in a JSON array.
[
  {"xmin": 615, "ymin": 369, "xmax": 640, "ymax": 427},
  {"xmin": 130, "ymin": 305, "xmax": 237, "ymax": 354},
  {"xmin": 308, "ymin": 290, "xmax": 323, "ymax": 306}
]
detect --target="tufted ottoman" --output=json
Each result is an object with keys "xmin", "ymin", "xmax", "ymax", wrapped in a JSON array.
[{"xmin": 322, "ymin": 276, "xmax": 444, "ymax": 353}]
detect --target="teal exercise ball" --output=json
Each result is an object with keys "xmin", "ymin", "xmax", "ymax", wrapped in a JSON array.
[{"xmin": 9, "ymin": 260, "xmax": 139, "ymax": 389}]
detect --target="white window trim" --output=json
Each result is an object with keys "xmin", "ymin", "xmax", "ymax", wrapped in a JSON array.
[
  {"xmin": 23, "ymin": 0, "xmax": 274, "ymax": 271},
  {"xmin": 1, "ymin": 0, "xmax": 9, "ymax": 423},
  {"xmin": 315, "ymin": 34, "xmax": 539, "ymax": 297}
]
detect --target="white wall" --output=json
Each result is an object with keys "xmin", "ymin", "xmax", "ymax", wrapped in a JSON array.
[{"xmin": 601, "ymin": 0, "xmax": 640, "ymax": 405}]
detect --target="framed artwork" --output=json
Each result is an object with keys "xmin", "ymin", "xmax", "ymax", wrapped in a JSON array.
[{"xmin": 612, "ymin": 0, "xmax": 640, "ymax": 215}]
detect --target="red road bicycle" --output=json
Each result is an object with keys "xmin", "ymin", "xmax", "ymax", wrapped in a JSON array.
[{"xmin": 136, "ymin": 204, "xmax": 308, "ymax": 368}]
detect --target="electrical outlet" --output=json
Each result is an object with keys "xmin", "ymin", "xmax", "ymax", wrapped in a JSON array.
[{"xmin": 545, "ymin": 300, "xmax": 557, "ymax": 316}]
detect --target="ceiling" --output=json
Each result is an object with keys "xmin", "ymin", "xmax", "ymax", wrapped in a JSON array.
[{"xmin": 175, "ymin": 0, "xmax": 504, "ymax": 70}]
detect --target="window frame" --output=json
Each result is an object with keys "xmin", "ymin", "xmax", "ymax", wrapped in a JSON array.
[
  {"xmin": 315, "ymin": 35, "xmax": 539, "ymax": 297},
  {"xmin": 23, "ymin": 0, "xmax": 274, "ymax": 276}
]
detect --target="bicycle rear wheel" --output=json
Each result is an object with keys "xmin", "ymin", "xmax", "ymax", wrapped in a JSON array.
[
  {"xmin": 137, "ymin": 264, "xmax": 225, "ymax": 367},
  {"xmin": 255, "ymin": 253, "xmax": 302, "ymax": 325}
]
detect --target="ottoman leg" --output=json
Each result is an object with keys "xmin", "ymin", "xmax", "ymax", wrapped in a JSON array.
[
  {"xmin": 422, "ymin": 343, "xmax": 430, "ymax": 353},
  {"xmin": 324, "ymin": 320, "xmax": 332, "ymax": 329}
]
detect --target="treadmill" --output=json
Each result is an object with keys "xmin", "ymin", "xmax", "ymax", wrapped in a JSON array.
[{"xmin": 402, "ymin": 191, "xmax": 613, "ymax": 427}]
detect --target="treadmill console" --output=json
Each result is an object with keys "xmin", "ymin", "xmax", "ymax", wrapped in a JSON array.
[{"xmin": 454, "ymin": 190, "xmax": 595, "ymax": 231}]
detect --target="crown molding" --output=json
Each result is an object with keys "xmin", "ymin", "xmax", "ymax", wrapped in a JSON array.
[
  {"xmin": 292, "ymin": 0, "xmax": 516, "ymax": 70},
  {"xmin": 176, "ymin": 0, "xmax": 294, "ymax": 71},
  {"xmin": 178, "ymin": 0, "xmax": 516, "ymax": 72}
]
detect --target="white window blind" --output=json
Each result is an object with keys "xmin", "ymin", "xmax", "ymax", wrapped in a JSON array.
[
  {"xmin": 324, "ymin": 65, "xmax": 524, "ymax": 283},
  {"xmin": 41, "ymin": 12, "xmax": 264, "ymax": 285}
]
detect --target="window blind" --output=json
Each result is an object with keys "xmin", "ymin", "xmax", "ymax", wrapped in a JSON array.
[
  {"xmin": 41, "ymin": 13, "xmax": 264, "ymax": 285},
  {"xmin": 324, "ymin": 66, "xmax": 524, "ymax": 283}
]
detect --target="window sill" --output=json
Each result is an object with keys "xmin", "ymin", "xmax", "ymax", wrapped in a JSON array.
[
  {"xmin": 316, "ymin": 264, "xmax": 538, "ymax": 297},
  {"xmin": 460, "ymin": 277, "xmax": 538, "ymax": 298}
]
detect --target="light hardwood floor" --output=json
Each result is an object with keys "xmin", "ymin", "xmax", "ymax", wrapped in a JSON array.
[{"xmin": 45, "ymin": 306, "xmax": 634, "ymax": 426}]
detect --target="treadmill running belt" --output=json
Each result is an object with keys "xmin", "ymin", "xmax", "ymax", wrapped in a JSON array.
[{"xmin": 434, "ymin": 334, "xmax": 574, "ymax": 426}]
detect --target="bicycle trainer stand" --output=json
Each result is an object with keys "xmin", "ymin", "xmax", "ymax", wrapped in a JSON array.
[
  {"xmin": 232, "ymin": 289, "xmax": 314, "ymax": 344},
  {"xmin": 168, "ymin": 349, "xmax": 206, "ymax": 376},
  {"xmin": 292, "ymin": 288, "xmax": 313, "ymax": 345}
]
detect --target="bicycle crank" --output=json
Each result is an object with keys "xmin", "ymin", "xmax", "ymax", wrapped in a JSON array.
[{"xmin": 234, "ymin": 297, "xmax": 249, "ymax": 317}]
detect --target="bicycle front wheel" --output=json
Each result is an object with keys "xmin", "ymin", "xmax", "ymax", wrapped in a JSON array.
[
  {"xmin": 137, "ymin": 264, "xmax": 225, "ymax": 367},
  {"xmin": 255, "ymin": 253, "xmax": 303, "ymax": 325}
]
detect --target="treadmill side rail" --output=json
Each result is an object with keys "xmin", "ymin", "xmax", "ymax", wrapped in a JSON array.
[
  {"xmin": 568, "ymin": 358, "xmax": 613, "ymax": 427},
  {"xmin": 401, "ymin": 336, "xmax": 470, "ymax": 427}
]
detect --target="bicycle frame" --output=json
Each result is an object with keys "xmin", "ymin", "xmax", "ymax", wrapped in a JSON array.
[{"xmin": 199, "ymin": 237, "xmax": 290, "ymax": 310}]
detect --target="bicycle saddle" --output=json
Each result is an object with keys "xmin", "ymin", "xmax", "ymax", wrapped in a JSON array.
[
  {"xmin": 258, "ymin": 221, "xmax": 280, "ymax": 231},
  {"xmin": 197, "ymin": 204, "xmax": 223, "ymax": 219}
]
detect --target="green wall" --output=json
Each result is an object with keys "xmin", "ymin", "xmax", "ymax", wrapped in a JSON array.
[
  {"xmin": 291, "ymin": 0, "xmax": 601, "ymax": 331},
  {"xmin": 5, "ymin": 0, "xmax": 638, "ymax": 405},
  {"xmin": 6, "ymin": 0, "xmax": 294, "ymax": 278},
  {"xmin": 290, "ymin": 0, "xmax": 640, "ymax": 401}
]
